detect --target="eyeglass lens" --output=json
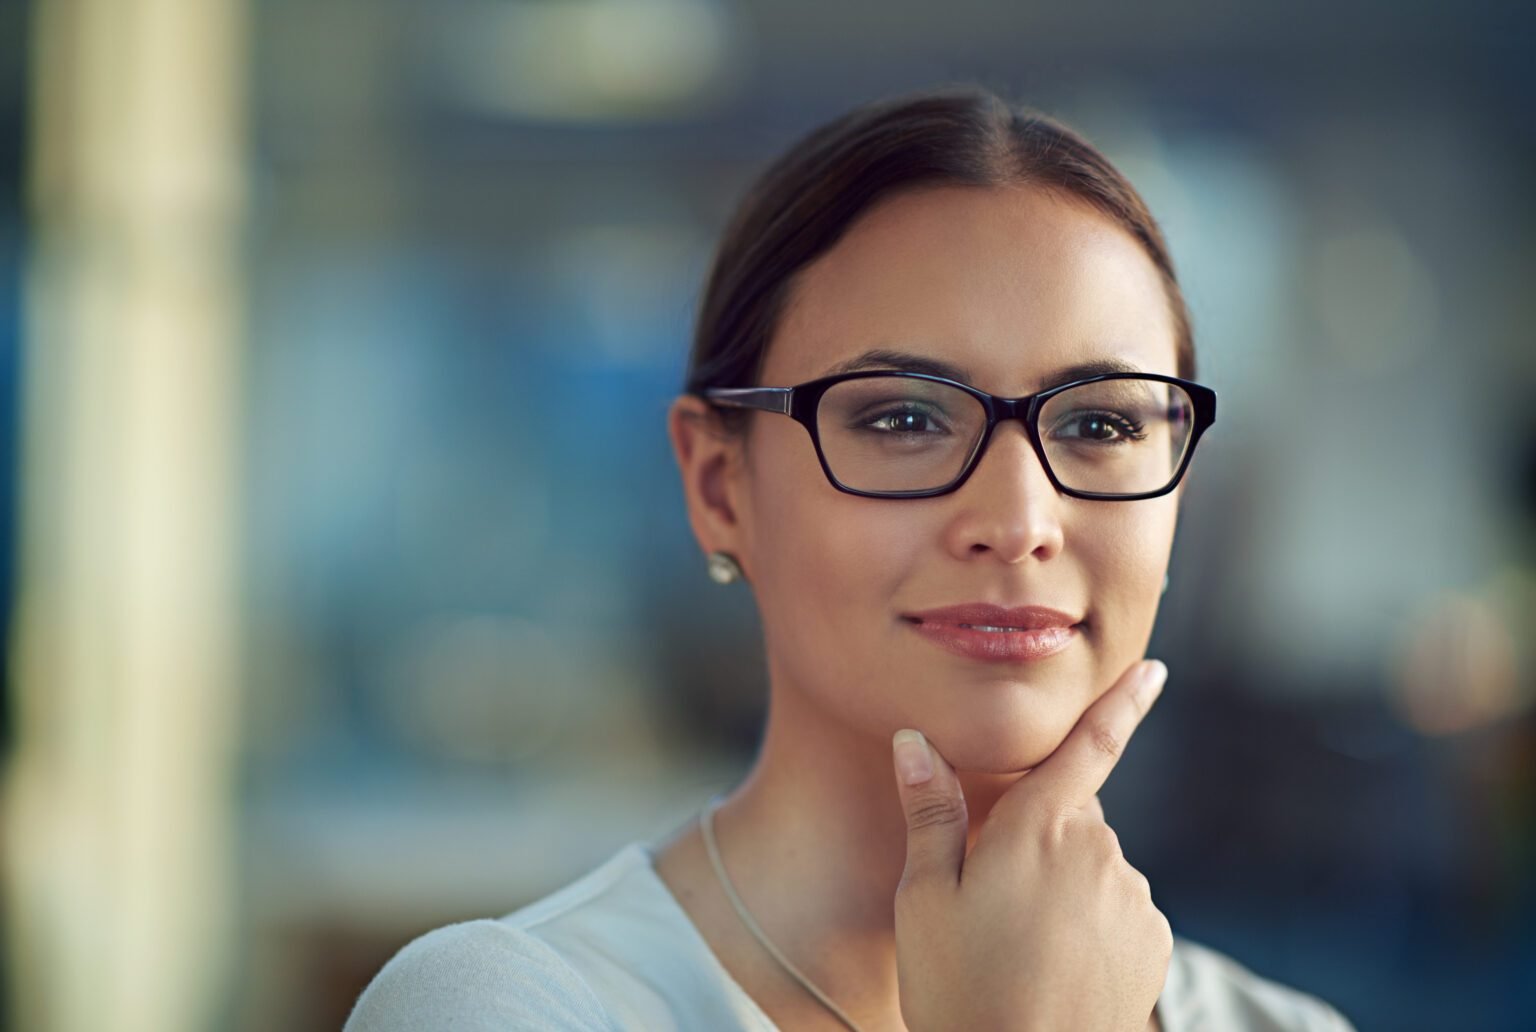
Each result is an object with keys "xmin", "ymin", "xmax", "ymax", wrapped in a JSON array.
[{"xmin": 814, "ymin": 377, "xmax": 1195, "ymax": 495}]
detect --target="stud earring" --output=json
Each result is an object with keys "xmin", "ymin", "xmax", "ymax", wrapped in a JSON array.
[{"xmin": 707, "ymin": 550, "xmax": 743, "ymax": 585}]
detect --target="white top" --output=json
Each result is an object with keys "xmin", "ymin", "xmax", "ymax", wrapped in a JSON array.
[{"xmin": 344, "ymin": 838, "xmax": 1358, "ymax": 1031}]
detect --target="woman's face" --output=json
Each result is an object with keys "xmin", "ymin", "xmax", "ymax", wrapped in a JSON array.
[{"xmin": 679, "ymin": 184, "xmax": 1183, "ymax": 774}]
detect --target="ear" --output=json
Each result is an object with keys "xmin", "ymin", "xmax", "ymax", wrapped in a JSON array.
[{"xmin": 667, "ymin": 394, "xmax": 752, "ymax": 575}]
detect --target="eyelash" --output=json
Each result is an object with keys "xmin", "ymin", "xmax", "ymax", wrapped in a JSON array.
[
  {"xmin": 856, "ymin": 408, "xmax": 1146, "ymax": 441},
  {"xmin": 1053, "ymin": 411, "xmax": 1147, "ymax": 443},
  {"xmin": 862, "ymin": 408, "xmax": 949, "ymax": 434}
]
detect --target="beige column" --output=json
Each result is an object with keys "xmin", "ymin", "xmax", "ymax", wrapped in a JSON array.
[{"xmin": 3, "ymin": 0, "xmax": 249, "ymax": 1030}]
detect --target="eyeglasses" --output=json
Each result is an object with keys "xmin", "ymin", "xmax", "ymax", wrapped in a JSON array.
[{"xmin": 700, "ymin": 370, "xmax": 1217, "ymax": 500}]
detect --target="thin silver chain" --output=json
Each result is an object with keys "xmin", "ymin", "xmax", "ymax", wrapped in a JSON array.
[{"xmin": 699, "ymin": 797, "xmax": 865, "ymax": 1031}]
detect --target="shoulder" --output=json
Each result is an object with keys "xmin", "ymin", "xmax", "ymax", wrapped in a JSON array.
[
  {"xmin": 1164, "ymin": 936, "xmax": 1357, "ymax": 1032},
  {"xmin": 342, "ymin": 919, "xmax": 618, "ymax": 1032}
]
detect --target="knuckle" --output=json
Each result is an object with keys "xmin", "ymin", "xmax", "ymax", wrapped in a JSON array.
[
  {"xmin": 1043, "ymin": 799, "xmax": 1075, "ymax": 825},
  {"xmin": 1088, "ymin": 720, "xmax": 1124, "ymax": 760},
  {"xmin": 1117, "ymin": 861, "xmax": 1150, "ymax": 899},
  {"xmin": 906, "ymin": 793, "xmax": 967, "ymax": 832},
  {"xmin": 1092, "ymin": 819, "xmax": 1122, "ymax": 853},
  {"xmin": 1041, "ymin": 802, "xmax": 1080, "ymax": 840}
]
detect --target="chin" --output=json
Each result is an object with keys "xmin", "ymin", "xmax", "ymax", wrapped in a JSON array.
[{"xmin": 928, "ymin": 722, "xmax": 1071, "ymax": 776}]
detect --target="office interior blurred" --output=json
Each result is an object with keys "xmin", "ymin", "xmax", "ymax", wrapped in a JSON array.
[{"xmin": 0, "ymin": 1, "xmax": 1533, "ymax": 1029}]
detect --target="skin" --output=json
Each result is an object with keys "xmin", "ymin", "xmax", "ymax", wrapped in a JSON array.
[{"xmin": 658, "ymin": 183, "xmax": 1182, "ymax": 1031}]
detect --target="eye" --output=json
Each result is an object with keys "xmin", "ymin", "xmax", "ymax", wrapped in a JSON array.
[
  {"xmin": 864, "ymin": 408, "xmax": 949, "ymax": 435},
  {"xmin": 1051, "ymin": 410, "xmax": 1147, "ymax": 443},
  {"xmin": 860, "ymin": 405, "xmax": 952, "ymax": 433}
]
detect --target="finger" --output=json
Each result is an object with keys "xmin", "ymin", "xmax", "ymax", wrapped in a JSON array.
[
  {"xmin": 892, "ymin": 728, "xmax": 968, "ymax": 895},
  {"xmin": 1020, "ymin": 659, "xmax": 1167, "ymax": 808}
]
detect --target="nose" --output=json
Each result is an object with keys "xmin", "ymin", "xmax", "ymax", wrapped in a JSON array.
[{"xmin": 940, "ymin": 420, "xmax": 1065, "ymax": 564}]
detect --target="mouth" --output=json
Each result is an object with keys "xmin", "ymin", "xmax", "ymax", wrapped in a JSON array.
[
  {"xmin": 900, "ymin": 604, "xmax": 1084, "ymax": 664},
  {"xmin": 949, "ymin": 623, "xmax": 1054, "ymax": 633},
  {"xmin": 901, "ymin": 603, "xmax": 1083, "ymax": 629}
]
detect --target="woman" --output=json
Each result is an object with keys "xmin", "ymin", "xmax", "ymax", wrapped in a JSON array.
[{"xmin": 346, "ymin": 85, "xmax": 1357, "ymax": 1031}]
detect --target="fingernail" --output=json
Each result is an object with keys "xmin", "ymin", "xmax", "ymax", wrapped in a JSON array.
[
  {"xmin": 1138, "ymin": 660, "xmax": 1168, "ymax": 701},
  {"xmin": 892, "ymin": 729, "xmax": 934, "ymax": 786}
]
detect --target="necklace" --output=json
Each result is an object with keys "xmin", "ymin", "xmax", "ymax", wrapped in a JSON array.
[{"xmin": 699, "ymin": 797, "xmax": 865, "ymax": 1031}]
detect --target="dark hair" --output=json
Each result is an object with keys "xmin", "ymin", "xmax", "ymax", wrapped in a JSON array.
[{"xmin": 684, "ymin": 84, "xmax": 1195, "ymax": 432}]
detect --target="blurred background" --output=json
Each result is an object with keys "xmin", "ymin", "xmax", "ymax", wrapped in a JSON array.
[{"xmin": 1, "ymin": 0, "xmax": 1533, "ymax": 1029}]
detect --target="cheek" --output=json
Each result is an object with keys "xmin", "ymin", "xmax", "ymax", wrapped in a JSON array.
[
  {"xmin": 745, "ymin": 432, "xmax": 923, "ymax": 682},
  {"xmin": 1078, "ymin": 500, "xmax": 1178, "ymax": 657},
  {"xmin": 757, "ymin": 489, "xmax": 917, "ymax": 645}
]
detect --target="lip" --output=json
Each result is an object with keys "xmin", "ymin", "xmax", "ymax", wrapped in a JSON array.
[{"xmin": 901, "ymin": 603, "xmax": 1083, "ymax": 664}]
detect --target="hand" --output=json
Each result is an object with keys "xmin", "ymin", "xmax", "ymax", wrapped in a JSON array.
[{"xmin": 890, "ymin": 659, "xmax": 1172, "ymax": 1032}]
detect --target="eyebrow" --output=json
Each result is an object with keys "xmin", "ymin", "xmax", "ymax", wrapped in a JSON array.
[{"xmin": 820, "ymin": 348, "xmax": 1147, "ymax": 393}]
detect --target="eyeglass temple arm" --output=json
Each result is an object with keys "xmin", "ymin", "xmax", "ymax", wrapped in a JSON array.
[{"xmin": 700, "ymin": 387, "xmax": 792, "ymax": 415}]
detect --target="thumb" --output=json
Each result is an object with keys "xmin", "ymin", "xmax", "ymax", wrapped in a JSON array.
[{"xmin": 891, "ymin": 729, "xmax": 968, "ymax": 893}]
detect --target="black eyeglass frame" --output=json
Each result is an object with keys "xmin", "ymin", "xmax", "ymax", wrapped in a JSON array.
[{"xmin": 699, "ymin": 370, "xmax": 1218, "ymax": 501}]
